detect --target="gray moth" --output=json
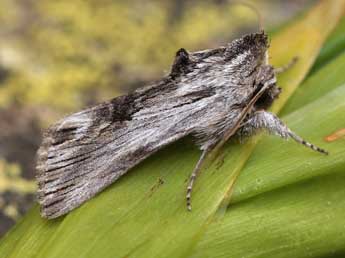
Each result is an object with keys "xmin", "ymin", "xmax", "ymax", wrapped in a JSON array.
[{"xmin": 36, "ymin": 32, "xmax": 327, "ymax": 219}]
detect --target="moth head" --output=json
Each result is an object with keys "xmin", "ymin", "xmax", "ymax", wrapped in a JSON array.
[{"xmin": 224, "ymin": 31, "xmax": 269, "ymax": 62}]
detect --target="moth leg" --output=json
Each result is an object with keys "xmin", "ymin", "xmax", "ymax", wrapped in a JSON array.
[
  {"xmin": 240, "ymin": 110, "xmax": 328, "ymax": 155},
  {"xmin": 274, "ymin": 56, "xmax": 298, "ymax": 74},
  {"xmin": 186, "ymin": 146, "xmax": 212, "ymax": 211}
]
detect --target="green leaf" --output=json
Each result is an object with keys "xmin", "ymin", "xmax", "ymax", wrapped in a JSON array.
[
  {"xmin": 1, "ymin": 1, "xmax": 344, "ymax": 258},
  {"xmin": 280, "ymin": 52, "xmax": 345, "ymax": 115},
  {"xmin": 191, "ymin": 85, "xmax": 345, "ymax": 258},
  {"xmin": 310, "ymin": 14, "xmax": 345, "ymax": 74},
  {"xmin": 233, "ymin": 83, "xmax": 345, "ymax": 205}
]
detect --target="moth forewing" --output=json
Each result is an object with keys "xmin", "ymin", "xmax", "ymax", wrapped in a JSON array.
[{"xmin": 36, "ymin": 32, "xmax": 327, "ymax": 219}]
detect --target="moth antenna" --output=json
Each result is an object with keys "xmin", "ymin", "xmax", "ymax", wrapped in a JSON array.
[
  {"xmin": 186, "ymin": 147, "xmax": 211, "ymax": 211},
  {"xmin": 228, "ymin": 0, "xmax": 264, "ymax": 31},
  {"xmin": 274, "ymin": 56, "xmax": 299, "ymax": 74}
]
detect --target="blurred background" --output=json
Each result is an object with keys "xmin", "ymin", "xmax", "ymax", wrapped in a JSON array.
[{"xmin": 0, "ymin": 0, "xmax": 315, "ymax": 236}]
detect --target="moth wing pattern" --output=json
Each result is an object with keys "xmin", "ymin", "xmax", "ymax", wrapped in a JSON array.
[
  {"xmin": 37, "ymin": 32, "xmax": 270, "ymax": 219},
  {"xmin": 36, "ymin": 92, "xmax": 197, "ymax": 218}
]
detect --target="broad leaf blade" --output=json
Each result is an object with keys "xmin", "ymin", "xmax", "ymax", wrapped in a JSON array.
[
  {"xmin": 191, "ymin": 85, "xmax": 345, "ymax": 258},
  {"xmin": 269, "ymin": 0, "xmax": 345, "ymax": 113},
  {"xmin": 193, "ymin": 174, "xmax": 345, "ymax": 258},
  {"xmin": 281, "ymin": 52, "xmax": 345, "ymax": 115},
  {"xmin": 310, "ymin": 14, "xmax": 345, "ymax": 74},
  {"xmin": 233, "ymin": 84, "xmax": 345, "ymax": 204}
]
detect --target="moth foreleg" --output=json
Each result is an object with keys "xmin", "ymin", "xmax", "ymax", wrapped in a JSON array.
[
  {"xmin": 274, "ymin": 56, "xmax": 298, "ymax": 74},
  {"xmin": 186, "ymin": 146, "xmax": 212, "ymax": 211},
  {"xmin": 240, "ymin": 110, "xmax": 328, "ymax": 155}
]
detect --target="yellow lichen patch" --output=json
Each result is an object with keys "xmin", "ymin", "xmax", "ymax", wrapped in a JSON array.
[
  {"xmin": 0, "ymin": 0, "xmax": 257, "ymax": 116},
  {"xmin": 3, "ymin": 204, "xmax": 19, "ymax": 220},
  {"xmin": 0, "ymin": 159, "xmax": 35, "ymax": 221},
  {"xmin": 0, "ymin": 159, "xmax": 36, "ymax": 193}
]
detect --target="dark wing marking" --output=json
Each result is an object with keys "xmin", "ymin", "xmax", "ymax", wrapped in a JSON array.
[
  {"xmin": 36, "ymin": 32, "xmax": 269, "ymax": 219},
  {"xmin": 36, "ymin": 80, "xmax": 215, "ymax": 218}
]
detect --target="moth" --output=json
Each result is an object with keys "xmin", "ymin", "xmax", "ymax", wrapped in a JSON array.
[{"xmin": 36, "ymin": 31, "xmax": 328, "ymax": 219}]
